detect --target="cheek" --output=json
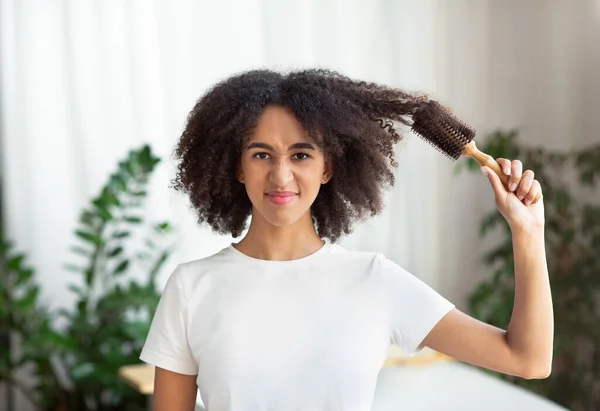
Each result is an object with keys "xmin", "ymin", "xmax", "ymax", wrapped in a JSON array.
[
  {"xmin": 297, "ymin": 168, "xmax": 326, "ymax": 192},
  {"xmin": 240, "ymin": 159, "xmax": 263, "ymax": 181},
  {"xmin": 240, "ymin": 164, "xmax": 268, "ymax": 198}
]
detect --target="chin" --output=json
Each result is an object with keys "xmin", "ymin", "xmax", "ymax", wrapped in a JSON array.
[
  {"xmin": 256, "ymin": 204, "xmax": 311, "ymax": 228},
  {"xmin": 262, "ymin": 212, "xmax": 305, "ymax": 228}
]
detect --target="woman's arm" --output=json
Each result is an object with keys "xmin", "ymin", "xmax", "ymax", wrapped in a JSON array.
[
  {"xmin": 505, "ymin": 226, "xmax": 553, "ymax": 374},
  {"xmin": 153, "ymin": 367, "xmax": 198, "ymax": 411},
  {"xmin": 422, "ymin": 158, "xmax": 553, "ymax": 379}
]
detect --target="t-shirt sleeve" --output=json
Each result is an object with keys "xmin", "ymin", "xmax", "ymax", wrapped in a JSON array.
[
  {"xmin": 139, "ymin": 265, "xmax": 199, "ymax": 375},
  {"xmin": 375, "ymin": 253, "xmax": 455, "ymax": 356}
]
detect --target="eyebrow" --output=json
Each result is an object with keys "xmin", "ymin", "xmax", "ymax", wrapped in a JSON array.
[{"xmin": 246, "ymin": 142, "xmax": 316, "ymax": 151}]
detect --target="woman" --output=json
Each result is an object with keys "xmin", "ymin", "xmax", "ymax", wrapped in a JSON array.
[{"xmin": 140, "ymin": 69, "xmax": 553, "ymax": 411}]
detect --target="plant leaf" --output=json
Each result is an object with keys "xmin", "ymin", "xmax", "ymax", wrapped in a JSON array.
[
  {"xmin": 112, "ymin": 231, "xmax": 131, "ymax": 240},
  {"xmin": 71, "ymin": 362, "xmax": 95, "ymax": 381},
  {"xmin": 16, "ymin": 286, "xmax": 39, "ymax": 309},
  {"xmin": 123, "ymin": 216, "xmax": 142, "ymax": 224},
  {"xmin": 70, "ymin": 246, "xmax": 92, "ymax": 257},
  {"xmin": 75, "ymin": 230, "xmax": 102, "ymax": 246},
  {"xmin": 68, "ymin": 284, "xmax": 85, "ymax": 297},
  {"xmin": 7, "ymin": 254, "xmax": 25, "ymax": 270},
  {"xmin": 113, "ymin": 260, "xmax": 130, "ymax": 276},
  {"xmin": 64, "ymin": 264, "xmax": 86, "ymax": 273},
  {"xmin": 107, "ymin": 246, "xmax": 124, "ymax": 257}
]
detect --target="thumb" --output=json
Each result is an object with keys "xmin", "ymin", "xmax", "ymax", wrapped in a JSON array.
[{"xmin": 481, "ymin": 166, "xmax": 507, "ymax": 197}]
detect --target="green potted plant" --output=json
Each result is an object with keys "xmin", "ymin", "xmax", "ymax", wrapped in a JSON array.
[
  {"xmin": 0, "ymin": 145, "xmax": 176, "ymax": 410},
  {"xmin": 458, "ymin": 130, "xmax": 600, "ymax": 411},
  {"xmin": 0, "ymin": 227, "xmax": 64, "ymax": 409},
  {"xmin": 1, "ymin": 150, "xmax": 66, "ymax": 410}
]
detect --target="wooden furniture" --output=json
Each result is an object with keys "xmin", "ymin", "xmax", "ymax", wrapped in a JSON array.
[{"xmin": 119, "ymin": 364, "xmax": 155, "ymax": 395}]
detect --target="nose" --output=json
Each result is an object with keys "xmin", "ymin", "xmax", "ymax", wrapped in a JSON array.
[{"xmin": 269, "ymin": 159, "xmax": 294, "ymax": 188}]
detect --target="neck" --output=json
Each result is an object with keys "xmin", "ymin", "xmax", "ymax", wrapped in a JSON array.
[{"xmin": 234, "ymin": 210, "xmax": 325, "ymax": 261}]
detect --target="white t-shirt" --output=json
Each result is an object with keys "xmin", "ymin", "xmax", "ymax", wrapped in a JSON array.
[{"xmin": 140, "ymin": 241, "xmax": 454, "ymax": 411}]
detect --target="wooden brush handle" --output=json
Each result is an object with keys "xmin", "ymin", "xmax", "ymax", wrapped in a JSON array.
[{"xmin": 462, "ymin": 141, "xmax": 542, "ymax": 204}]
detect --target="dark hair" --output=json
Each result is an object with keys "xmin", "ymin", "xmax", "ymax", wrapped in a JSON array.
[{"xmin": 172, "ymin": 68, "xmax": 430, "ymax": 242}]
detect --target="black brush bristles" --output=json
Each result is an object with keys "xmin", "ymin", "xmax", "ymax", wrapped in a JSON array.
[{"xmin": 410, "ymin": 100, "xmax": 476, "ymax": 161}]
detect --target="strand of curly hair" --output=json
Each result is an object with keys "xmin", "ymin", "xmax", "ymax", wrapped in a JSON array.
[{"xmin": 172, "ymin": 68, "xmax": 432, "ymax": 242}]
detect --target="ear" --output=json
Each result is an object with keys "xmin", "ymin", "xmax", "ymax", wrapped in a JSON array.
[
  {"xmin": 321, "ymin": 156, "xmax": 334, "ymax": 184},
  {"xmin": 236, "ymin": 161, "xmax": 245, "ymax": 184}
]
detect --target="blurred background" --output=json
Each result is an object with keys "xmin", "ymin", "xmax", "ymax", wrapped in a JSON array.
[{"xmin": 1, "ymin": 0, "xmax": 599, "ymax": 410}]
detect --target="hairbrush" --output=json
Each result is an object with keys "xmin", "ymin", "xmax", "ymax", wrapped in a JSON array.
[{"xmin": 410, "ymin": 100, "xmax": 541, "ymax": 204}]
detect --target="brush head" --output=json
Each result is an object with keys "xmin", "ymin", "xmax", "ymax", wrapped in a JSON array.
[{"xmin": 410, "ymin": 100, "xmax": 476, "ymax": 161}]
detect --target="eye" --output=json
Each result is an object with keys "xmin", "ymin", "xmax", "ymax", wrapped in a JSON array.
[
  {"xmin": 253, "ymin": 152, "xmax": 271, "ymax": 160},
  {"xmin": 292, "ymin": 152, "xmax": 311, "ymax": 160}
]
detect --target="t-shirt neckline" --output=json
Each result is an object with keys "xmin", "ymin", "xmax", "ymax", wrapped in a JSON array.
[{"xmin": 227, "ymin": 240, "xmax": 332, "ymax": 266}]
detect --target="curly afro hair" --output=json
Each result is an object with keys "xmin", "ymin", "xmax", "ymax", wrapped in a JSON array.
[{"xmin": 172, "ymin": 68, "xmax": 431, "ymax": 242}]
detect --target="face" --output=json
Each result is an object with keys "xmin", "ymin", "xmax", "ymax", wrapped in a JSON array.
[{"xmin": 237, "ymin": 105, "xmax": 333, "ymax": 228}]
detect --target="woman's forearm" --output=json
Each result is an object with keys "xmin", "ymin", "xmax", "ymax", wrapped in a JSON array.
[{"xmin": 505, "ymin": 226, "xmax": 554, "ymax": 377}]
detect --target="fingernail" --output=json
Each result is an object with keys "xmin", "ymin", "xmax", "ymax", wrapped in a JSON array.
[
  {"xmin": 525, "ymin": 199, "xmax": 532, "ymax": 206},
  {"xmin": 480, "ymin": 167, "xmax": 488, "ymax": 175},
  {"xmin": 518, "ymin": 194, "xmax": 524, "ymax": 200},
  {"xmin": 505, "ymin": 168, "xmax": 510, "ymax": 175},
  {"xmin": 510, "ymin": 183, "xmax": 517, "ymax": 191}
]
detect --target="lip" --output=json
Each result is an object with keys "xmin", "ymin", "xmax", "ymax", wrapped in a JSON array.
[
  {"xmin": 266, "ymin": 191, "xmax": 297, "ymax": 197},
  {"xmin": 265, "ymin": 191, "xmax": 297, "ymax": 205}
]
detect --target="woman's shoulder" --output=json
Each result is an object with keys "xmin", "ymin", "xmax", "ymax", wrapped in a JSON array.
[
  {"xmin": 177, "ymin": 244, "xmax": 233, "ymax": 270},
  {"xmin": 168, "ymin": 245, "xmax": 236, "ymax": 286}
]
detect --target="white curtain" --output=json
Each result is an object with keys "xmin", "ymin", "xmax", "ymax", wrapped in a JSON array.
[{"xmin": 2, "ymin": 0, "xmax": 599, "ymax": 318}]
